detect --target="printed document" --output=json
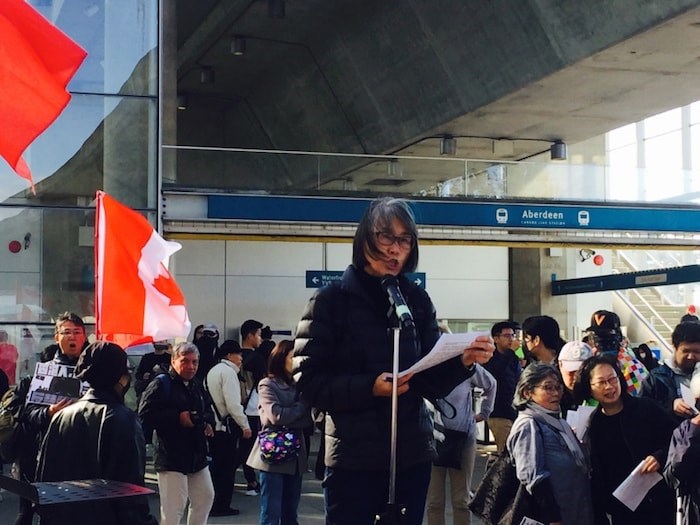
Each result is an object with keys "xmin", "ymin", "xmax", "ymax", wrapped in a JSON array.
[
  {"xmin": 612, "ymin": 460, "xmax": 663, "ymax": 511},
  {"xmin": 398, "ymin": 331, "xmax": 490, "ymax": 377}
]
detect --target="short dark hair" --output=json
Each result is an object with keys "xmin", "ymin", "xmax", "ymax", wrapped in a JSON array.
[
  {"xmin": 240, "ymin": 319, "xmax": 263, "ymax": 340},
  {"xmin": 672, "ymin": 322, "xmax": 700, "ymax": 348},
  {"xmin": 267, "ymin": 339, "xmax": 295, "ymax": 384},
  {"xmin": 573, "ymin": 354, "xmax": 625, "ymax": 403},
  {"xmin": 55, "ymin": 312, "xmax": 85, "ymax": 333},
  {"xmin": 351, "ymin": 197, "xmax": 419, "ymax": 273},
  {"xmin": 522, "ymin": 315, "xmax": 565, "ymax": 352},
  {"xmin": 491, "ymin": 321, "xmax": 514, "ymax": 337}
]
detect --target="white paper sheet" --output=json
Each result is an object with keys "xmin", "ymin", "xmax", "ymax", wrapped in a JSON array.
[
  {"xmin": 612, "ymin": 460, "xmax": 663, "ymax": 511},
  {"xmin": 398, "ymin": 331, "xmax": 490, "ymax": 377},
  {"xmin": 680, "ymin": 384, "xmax": 700, "ymax": 414},
  {"xmin": 565, "ymin": 405, "xmax": 596, "ymax": 441}
]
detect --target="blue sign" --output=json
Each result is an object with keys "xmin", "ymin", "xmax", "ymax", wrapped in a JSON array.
[
  {"xmin": 306, "ymin": 271, "xmax": 426, "ymax": 289},
  {"xmin": 207, "ymin": 194, "xmax": 700, "ymax": 233},
  {"xmin": 551, "ymin": 265, "xmax": 700, "ymax": 295}
]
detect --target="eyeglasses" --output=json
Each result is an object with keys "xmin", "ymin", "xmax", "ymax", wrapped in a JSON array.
[
  {"xmin": 590, "ymin": 376, "xmax": 620, "ymax": 388},
  {"xmin": 375, "ymin": 231, "xmax": 414, "ymax": 249},
  {"xmin": 57, "ymin": 330, "xmax": 84, "ymax": 337},
  {"xmin": 534, "ymin": 383, "xmax": 563, "ymax": 393}
]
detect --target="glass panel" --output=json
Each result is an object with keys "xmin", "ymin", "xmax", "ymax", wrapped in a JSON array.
[
  {"xmin": 0, "ymin": 94, "xmax": 157, "ymax": 209},
  {"xmin": 644, "ymin": 108, "xmax": 681, "ymax": 138},
  {"xmin": 30, "ymin": 0, "xmax": 158, "ymax": 97},
  {"xmin": 608, "ymin": 123, "xmax": 637, "ymax": 150},
  {"xmin": 164, "ymin": 145, "xmax": 700, "ymax": 205}
]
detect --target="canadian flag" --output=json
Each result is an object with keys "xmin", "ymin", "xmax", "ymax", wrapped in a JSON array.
[
  {"xmin": 0, "ymin": 0, "xmax": 87, "ymax": 192},
  {"xmin": 95, "ymin": 191, "xmax": 191, "ymax": 345}
]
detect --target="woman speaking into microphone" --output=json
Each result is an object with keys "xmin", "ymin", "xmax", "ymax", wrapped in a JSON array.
[{"xmin": 294, "ymin": 197, "xmax": 494, "ymax": 525}]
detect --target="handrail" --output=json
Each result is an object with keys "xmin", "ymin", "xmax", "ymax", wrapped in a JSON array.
[{"xmin": 614, "ymin": 290, "xmax": 673, "ymax": 358}]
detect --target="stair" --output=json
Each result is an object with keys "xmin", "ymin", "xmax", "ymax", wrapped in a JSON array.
[{"xmin": 611, "ymin": 251, "xmax": 687, "ymax": 344}]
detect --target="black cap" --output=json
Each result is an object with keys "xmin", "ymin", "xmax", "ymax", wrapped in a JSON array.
[
  {"xmin": 586, "ymin": 310, "xmax": 621, "ymax": 333},
  {"xmin": 215, "ymin": 339, "xmax": 243, "ymax": 360},
  {"xmin": 75, "ymin": 341, "xmax": 129, "ymax": 389}
]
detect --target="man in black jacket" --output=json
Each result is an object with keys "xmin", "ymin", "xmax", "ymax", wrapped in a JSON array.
[
  {"xmin": 139, "ymin": 342, "xmax": 215, "ymax": 525},
  {"xmin": 37, "ymin": 341, "xmax": 156, "ymax": 525}
]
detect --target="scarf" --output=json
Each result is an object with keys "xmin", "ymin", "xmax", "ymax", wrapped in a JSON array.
[{"xmin": 524, "ymin": 402, "xmax": 587, "ymax": 470}]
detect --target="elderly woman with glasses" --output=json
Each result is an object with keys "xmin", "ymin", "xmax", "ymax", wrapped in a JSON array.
[
  {"xmin": 507, "ymin": 363, "xmax": 593, "ymax": 525},
  {"xmin": 294, "ymin": 197, "xmax": 495, "ymax": 525},
  {"xmin": 574, "ymin": 354, "xmax": 676, "ymax": 525}
]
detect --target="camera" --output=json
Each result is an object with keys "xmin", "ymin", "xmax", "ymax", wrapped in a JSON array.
[{"xmin": 189, "ymin": 410, "xmax": 205, "ymax": 429}]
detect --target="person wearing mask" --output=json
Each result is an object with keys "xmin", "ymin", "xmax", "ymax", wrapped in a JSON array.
[
  {"xmin": 247, "ymin": 340, "xmax": 312, "ymax": 525},
  {"xmin": 483, "ymin": 321, "xmax": 521, "ymax": 455},
  {"xmin": 585, "ymin": 309, "xmax": 648, "ymax": 396},
  {"xmin": 640, "ymin": 322, "xmax": 700, "ymax": 424},
  {"xmin": 14, "ymin": 312, "xmax": 88, "ymax": 525},
  {"xmin": 557, "ymin": 340, "xmax": 594, "ymax": 416},
  {"xmin": 575, "ymin": 354, "xmax": 676, "ymax": 524},
  {"xmin": 633, "ymin": 343, "xmax": 659, "ymax": 371},
  {"xmin": 194, "ymin": 323, "xmax": 219, "ymax": 381},
  {"xmin": 522, "ymin": 315, "xmax": 566, "ymax": 365},
  {"xmin": 36, "ymin": 341, "xmax": 157, "ymax": 525},
  {"xmin": 294, "ymin": 197, "xmax": 494, "ymax": 525},
  {"xmin": 426, "ymin": 364, "xmax": 496, "ymax": 525},
  {"xmin": 139, "ymin": 342, "xmax": 215, "ymax": 525},
  {"xmin": 507, "ymin": 363, "xmax": 593, "ymax": 525}
]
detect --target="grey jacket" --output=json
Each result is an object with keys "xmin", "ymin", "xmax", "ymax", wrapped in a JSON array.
[{"xmin": 246, "ymin": 377, "xmax": 312, "ymax": 475}]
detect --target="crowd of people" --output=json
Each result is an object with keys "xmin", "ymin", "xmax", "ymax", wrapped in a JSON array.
[{"xmin": 1, "ymin": 196, "xmax": 699, "ymax": 525}]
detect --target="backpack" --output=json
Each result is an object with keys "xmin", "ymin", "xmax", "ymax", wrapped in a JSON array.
[{"xmin": 0, "ymin": 376, "xmax": 31, "ymax": 463}]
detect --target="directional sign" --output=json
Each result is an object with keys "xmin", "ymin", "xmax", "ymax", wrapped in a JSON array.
[
  {"xmin": 551, "ymin": 265, "xmax": 700, "ymax": 296},
  {"xmin": 306, "ymin": 271, "xmax": 426, "ymax": 289}
]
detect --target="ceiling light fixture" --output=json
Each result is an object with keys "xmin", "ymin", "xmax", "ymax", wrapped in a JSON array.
[
  {"xmin": 550, "ymin": 140, "xmax": 568, "ymax": 161},
  {"xmin": 231, "ymin": 36, "xmax": 246, "ymax": 56},
  {"xmin": 440, "ymin": 135, "xmax": 457, "ymax": 156},
  {"xmin": 200, "ymin": 67, "xmax": 215, "ymax": 84}
]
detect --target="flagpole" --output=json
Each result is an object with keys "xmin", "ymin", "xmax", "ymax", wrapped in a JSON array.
[{"xmin": 156, "ymin": 0, "xmax": 164, "ymax": 235}]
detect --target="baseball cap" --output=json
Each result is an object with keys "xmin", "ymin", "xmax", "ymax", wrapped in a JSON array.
[
  {"xmin": 558, "ymin": 341, "xmax": 593, "ymax": 372},
  {"xmin": 585, "ymin": 310, "xmax": 621, "ymax": 333},
  {"xmin": 216, "ymin": 339, "xmax": 243, "ymax": 360}
]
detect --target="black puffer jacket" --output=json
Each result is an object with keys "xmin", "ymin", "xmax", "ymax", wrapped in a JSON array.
[
  {"xmin": 295, "ymin": 265, "xmax": 475, "ymax": 471},
  {"xmin": 37, "ymin": 388, "xmax": 156, "ymax": 525},
  {"xmin": 138, "ymin": 370, "xmax": 213, "ymax": 473}
]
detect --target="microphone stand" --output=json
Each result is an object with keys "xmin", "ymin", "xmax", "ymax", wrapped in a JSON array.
[{"xmin": 374, "ymin": 324, "xmax": 408, "ymax": 525}]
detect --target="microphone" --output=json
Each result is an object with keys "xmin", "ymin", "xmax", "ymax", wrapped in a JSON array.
[{"xmin": 381, "ymin": 275, "xmax": 414, "ymax": 328}]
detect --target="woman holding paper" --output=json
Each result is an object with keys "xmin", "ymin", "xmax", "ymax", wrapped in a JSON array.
[
  {"xmin": 576, "ymin": 354, "xmax": 676, "ymax": 524},
  {"xmin": 507, "ymin": 363, "xmax": 593, "ymax": 525},
  {"xmin": 294, "ymin": 197, "xmax": 494, "ymax": 525}
]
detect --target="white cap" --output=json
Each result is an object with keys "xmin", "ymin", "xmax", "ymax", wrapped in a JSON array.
[{"xmin": 558, "ymin": 341, "xmax": 593, "ymax": 372}]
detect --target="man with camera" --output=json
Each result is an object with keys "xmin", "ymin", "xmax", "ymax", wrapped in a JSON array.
[{"xmin": 139, "ymin": 342, "xmax": 215, "ymax": 525}]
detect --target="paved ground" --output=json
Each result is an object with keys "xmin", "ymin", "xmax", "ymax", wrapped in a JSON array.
[{"xmin": 0, "ymin": 434, "xmax": 493, "ymax": 524}]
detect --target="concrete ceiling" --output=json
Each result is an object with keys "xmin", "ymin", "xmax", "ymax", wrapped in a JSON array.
[{"xmin": 174, "ymin": 0, "xmax": 700, "ymax": 195}]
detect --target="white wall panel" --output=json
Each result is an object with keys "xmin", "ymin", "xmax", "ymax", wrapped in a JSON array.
[
  {"xmin": 427, "ymin": 279, "xmax": 509, "ymax": 320},
  {"xmin": 419, "ymin": 245, "xmax": 507, "ymax": 279},
  {"xmin": 177, "ymin": 275, "xmax": 226, "ymax": 337},
  {"xmin": 226, "ymin": 241, "xmax": 321, "ymax": 276},
  {"xmin": 225, "ymin": 275, "xmax": 313, "ymax": 338},
  {"xmin": 176, "ymin": 240, "xmax": 225, "ymax": 274}
]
